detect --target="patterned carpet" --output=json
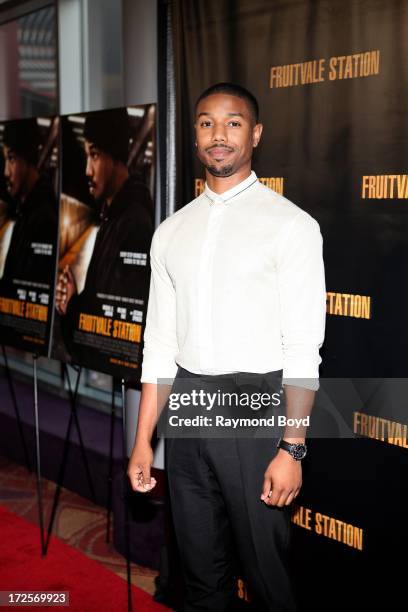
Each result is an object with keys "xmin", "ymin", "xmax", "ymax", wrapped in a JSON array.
[{"xmin": 0, "ymin": 455, "xmax": 159, "ymax": 597}]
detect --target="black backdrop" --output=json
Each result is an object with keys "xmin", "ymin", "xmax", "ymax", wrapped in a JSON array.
[{"xmin": 163, "ymin": 0, "xmax": 408, "ymax": 609}]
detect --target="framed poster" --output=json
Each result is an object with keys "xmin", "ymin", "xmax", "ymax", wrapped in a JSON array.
[
  {"xmin": 0, "ymin": 116, "xmax": 59, "ymax": 355},
  {"xmin": 52, "ymin": 105, "xmax": 155, "ymax": 379}
]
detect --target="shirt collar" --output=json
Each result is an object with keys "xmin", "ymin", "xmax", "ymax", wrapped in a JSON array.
[{"xmin": 203, "ymin": 171, "xmax": 258, "ymax": 205}]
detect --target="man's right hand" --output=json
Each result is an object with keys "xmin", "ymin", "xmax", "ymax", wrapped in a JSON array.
[
  {"xmin": 127, "ymin": 440, "xmax": 157, "ymax": 493},
  {"xmin": 55, "ymin": 265, "xmax": 77, "ymax": 315}
]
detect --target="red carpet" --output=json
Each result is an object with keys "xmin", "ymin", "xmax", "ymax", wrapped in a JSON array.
[{"xmin": 0, "ymin": 506, "xmax": 169, "ymax": 611}]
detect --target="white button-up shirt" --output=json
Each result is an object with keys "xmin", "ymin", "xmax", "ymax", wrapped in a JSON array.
[{"xmin": 140, "ymin": 172, "xmax": 326, "ymax": 387}]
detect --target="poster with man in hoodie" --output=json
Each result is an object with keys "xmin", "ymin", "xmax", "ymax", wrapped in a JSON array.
[
  {"xmin": 52, "ymin": 105, "xmax": 155, "ymax": 379},
  {"xmin": 0, "ymin": 117, "xmax": 59, "ymax": 355}
]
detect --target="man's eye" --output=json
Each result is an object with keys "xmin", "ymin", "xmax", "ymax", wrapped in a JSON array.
[
  {"xmin": 228, "ymin": 121, "xmax": 241, "ymax": 127},
  {"xmin": 200, "ymin": 121, "xmax": 212, "ymax": 127}
]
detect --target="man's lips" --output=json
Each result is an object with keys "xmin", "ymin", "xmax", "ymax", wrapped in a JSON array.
[{"xmin": 206, "ymin": 146, "xmax": 234, "ymax": 160}]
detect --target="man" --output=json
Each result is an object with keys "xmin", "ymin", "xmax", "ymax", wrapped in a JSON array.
[
  {"xmin": 56, "ymin": 109, "xmax": 153, "ymax": 365},
  {"xmin": 128, "ymin": 83, "xmax": 326, "ymax": 611},
  {"xmin": 0, "ymin": 119, "xmax": 57, "ymax": 292}
]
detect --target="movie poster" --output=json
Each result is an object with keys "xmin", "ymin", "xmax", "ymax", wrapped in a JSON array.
[
  {"xmin": 51, "ymin": 105, "xmax": 155, "ymax": 379},
  {"xmin": 0, "ymin": 116, "xmax": 59, "ymax": 355}
]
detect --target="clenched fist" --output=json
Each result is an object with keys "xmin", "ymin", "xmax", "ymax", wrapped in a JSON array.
[{"xmin": 127, "ymin": 440, "xmax": 157, "ymax": 493}]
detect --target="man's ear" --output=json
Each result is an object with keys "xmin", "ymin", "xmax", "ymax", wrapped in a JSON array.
[{"xmin": 252, "ymin": 122, "xmax": 263, "ymax": 148}]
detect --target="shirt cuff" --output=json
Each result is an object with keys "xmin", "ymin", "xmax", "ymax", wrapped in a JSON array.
[
  {"xmin": 282, "ymin": 361, "xmax": 320, "ymax": 391},
  {"xmin": 140, "ymin": 355, "xmax": 179, "ymax": 384}
]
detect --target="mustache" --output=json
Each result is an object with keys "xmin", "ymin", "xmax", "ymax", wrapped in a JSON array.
[{"xmin": 205, "ymin": 144, "xmax": 234, "ymax": 152}]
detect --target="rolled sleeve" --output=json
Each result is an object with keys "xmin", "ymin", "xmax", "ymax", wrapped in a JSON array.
[
  {"xmin": 140, "ymin": 226, "xmax": 179, "ymax": 384},
  {"xmin": 276, "ymin": 212, "xmax": 326, "ymax": 390}
]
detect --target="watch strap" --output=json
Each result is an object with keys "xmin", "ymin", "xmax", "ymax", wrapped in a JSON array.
[{"xmin": 277, "ymin": 438, "xmax": 307, "ymax": 460}]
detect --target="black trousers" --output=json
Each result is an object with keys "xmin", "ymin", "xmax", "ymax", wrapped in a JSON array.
[{"xmin": 165, "ymin": 366, "xmax": 297, "ymax": 612}]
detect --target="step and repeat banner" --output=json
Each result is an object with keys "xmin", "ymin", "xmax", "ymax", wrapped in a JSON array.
[
  {"xmin": 169, "ymin": 0, "xmax": 408, "ymax": 608},
  {"xmin": 0, "ymin": 104, "xmax": 156, "ymax": 381}
]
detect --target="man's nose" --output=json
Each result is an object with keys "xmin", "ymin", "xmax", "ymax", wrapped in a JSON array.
[
  {"xmin": 212, "ymin": 123, "xmax": 227, "ymax": 142},
  {"xmin": 4, "ymin": 161, "xmax": 10, "ymax": 178},
  {"xmin": 85, "ymin": 159, "xmax": 92, "ymax": 177}
]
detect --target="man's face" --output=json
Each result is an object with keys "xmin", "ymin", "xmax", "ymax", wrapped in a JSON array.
[
  {"xmin": 195, "ymin": 93, "xmax": 262, "ymax": 177},
  {"xmin": 3, "ymin": 146, "xmax": 30, "ymax": 199},
  {"xmin": 85, "ymin": 141, "xmax": 115, "ymax": 201}
]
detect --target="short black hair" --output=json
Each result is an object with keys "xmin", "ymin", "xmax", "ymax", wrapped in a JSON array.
[
  {"xmin": 3, "ymin": 118, "xmax": 40, "ymax": 166},
  {"xmin": 195, "ymin": 82, "xmax": 259, "ymax": 124},
  {"xmin": 83, "ymin": 108, "xmax": 129, "ymax": 165}
]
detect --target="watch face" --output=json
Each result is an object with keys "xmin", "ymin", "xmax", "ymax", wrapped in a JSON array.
[{"xmin": 292, "ymin": 444, "xmax": 307, "ymax": 460}]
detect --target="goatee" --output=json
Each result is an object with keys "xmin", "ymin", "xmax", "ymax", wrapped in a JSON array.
[{"xmin": 206, "ymin": 164, "xmax": 234, "ymax": 177}]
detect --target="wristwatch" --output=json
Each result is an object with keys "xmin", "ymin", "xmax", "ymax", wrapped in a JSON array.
[{"xmin": 277, "ymin": 438, "xmax": 307, "ymax": 461}]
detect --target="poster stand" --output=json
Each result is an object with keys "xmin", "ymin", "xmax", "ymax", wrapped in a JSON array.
[
  {"xmin": 43, "ymin": 363, "xmax": 96, "ymax": 552},
  {"xmin": 1, "ymin": 345, "xmax": 31, "ymax": 471},
  {"xmin": 31, "ymin": 357, "xmax": 135, "ymax": 612},
  {"xmin": 121, "ymin": 378, "xmax": 133, "ymax": 612},
  {"xmin": 104, "ymin": 376, "xmax": 134, "ymax": 611},
  {"xmin": 33, "ymin": 354, "xmax": 46, "ymax": 556},
  {"xmin": 106, "ymin": 377, "xmax": 117, "ymax": 543}
]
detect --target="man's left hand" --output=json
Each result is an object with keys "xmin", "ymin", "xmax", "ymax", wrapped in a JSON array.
[{"xmin": 260, "ymin": 449, "xmax": 302, "ymax": 507}]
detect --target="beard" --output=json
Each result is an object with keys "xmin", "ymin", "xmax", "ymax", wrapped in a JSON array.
[
  {"xmin": 205, "ymin": 163, "xmax": 235, "ymax": 177},
  {"xmin": 197, "ymin": 144, "xmax": 237, "ymax": 177}
]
